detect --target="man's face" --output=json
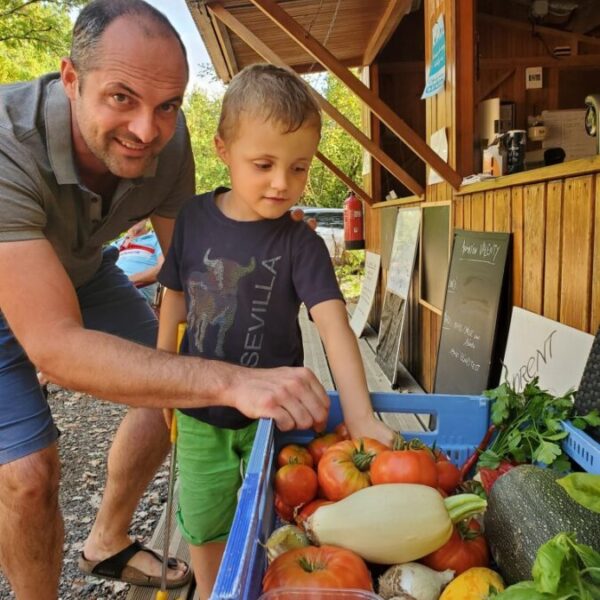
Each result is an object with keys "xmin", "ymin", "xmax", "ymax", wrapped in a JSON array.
[{"xmin": 62, "ymin": 16, "xmax": 188, "ymax": 180}]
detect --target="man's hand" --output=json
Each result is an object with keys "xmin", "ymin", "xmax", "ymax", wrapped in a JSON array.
[
  {"xmin": 290, "ymin": 207, "xmax": 317, "ymax": 231},
  {"xmin": 226, "ymin": 365, "xmax": 329, "ymax": 432}
]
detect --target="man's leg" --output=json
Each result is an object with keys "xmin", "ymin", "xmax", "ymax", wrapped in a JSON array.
[
  {"xmin": 0, "ymin": 445, "xmax": 63, "ymax": 600},
  {"xmin": 0, "ymin": 312, "xmax": 63, "ymax": 599},
  {"xmin": 79, "ymin": 249, "xmax": 188, "ymax": 583}
]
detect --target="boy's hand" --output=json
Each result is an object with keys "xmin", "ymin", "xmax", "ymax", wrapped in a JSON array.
[
  {"xmin": 347, "ymin": 415, "xmax": 396, "ymax": 448},
  {"xmin": 163, "ymin": 408, "xmax": 173, "ymax": 429}
]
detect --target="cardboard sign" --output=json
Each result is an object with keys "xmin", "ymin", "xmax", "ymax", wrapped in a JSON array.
[{"xmin": 501, "ymin": 307, "xmax": 594, "ymax": 395}]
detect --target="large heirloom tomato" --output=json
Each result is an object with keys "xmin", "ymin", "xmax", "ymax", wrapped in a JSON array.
[
  {"xmin": 317, "ymin": 438, "xmax": 388, "ymax": 501},
  {"xmin": 274, "ymin": 464, "xmax": 318, "ymax": 508},
  {"xmin": 421, "ymin": 519, "xmax": 489, "ymax": 574},
  {"xmin": 370, "ymin": 445, "xmax": 438, "ymax": 487},
  {"xmin": 262, "ymin": 545, "xmax": 373, "ymax": 593}
]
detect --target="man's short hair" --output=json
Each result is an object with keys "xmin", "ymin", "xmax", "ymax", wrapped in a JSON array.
[
  {"xmin": 70, "ymin": 0, "xmax": 188, "ymax": 76},
  {"xmin": 217, "ymin": 63, "xmax": 321, "ymax": 142}
]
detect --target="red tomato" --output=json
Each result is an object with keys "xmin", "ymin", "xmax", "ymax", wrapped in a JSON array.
[
  {"xmin": 277, "ymin": 444, "xmax": 314, "ymax": 469},
  {"xmin": 274, "ymin": 464, "xmax": 318, "ymax": 508},
  {"xmin": 421, "ymin": 519, "xmax": 489, "ymax": 575},
  {"xmin": 307, "ymin": 432, "xmax": 343, "ymax": 466},
  {"xmin": 263, "ymin": 545, "xmax": 373, "ymax": 592},
  {"xmin": 274, "ymin": 493, "xmax": 294, "ymax": 522},
  {"xmin": 333, "ymin": 422, "xmax": 351, "ymax": 440},
  {"xmin": 370, "ymin": 447, "xmax": 438, "ymax": 487},
  {"xmin": 317, "ymin": 438, "xmax": 388, "ymax": 501},
  {"xmin": 436, "ymin": 460, "xmax": 461, "ymax": 493},
  {"xmin": 294, "ymin": 499, "xmax": 333, "ymax": 530}
]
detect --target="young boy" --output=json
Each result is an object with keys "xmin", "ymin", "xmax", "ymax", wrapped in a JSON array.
[{"xmin": 157, "ymin": 63, "xmax": 394, "ymax": 598}]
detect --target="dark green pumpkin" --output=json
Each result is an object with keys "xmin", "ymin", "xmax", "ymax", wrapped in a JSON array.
[{"xmin": 484, "ymin": 464, "xmax": 600, "ymax": 585}]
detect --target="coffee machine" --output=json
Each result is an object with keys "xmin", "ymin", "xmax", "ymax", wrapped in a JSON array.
[
  {"xmin": 585, "ymin": 94, "xmax": 600, "ymax": 154},
  {"xmin": 506, "ymin": 130, "xmax": 527, "ymax": 174}
]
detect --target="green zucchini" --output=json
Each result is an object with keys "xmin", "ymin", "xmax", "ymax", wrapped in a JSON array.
[{"xmin": 484, "ymin": 464, "xmax": 600, "ymax": 585}]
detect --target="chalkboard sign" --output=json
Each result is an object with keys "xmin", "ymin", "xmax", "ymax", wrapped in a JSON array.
[
  {"xmin": 434, "ymin": 230, "xmax": 510, "ymax": 395},
  {"xmin": 420, "ymin": 203, "xmax": 450, "ymax": 310}
]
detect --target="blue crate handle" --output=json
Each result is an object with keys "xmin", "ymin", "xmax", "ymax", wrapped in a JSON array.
[{"xmin": 211, "ymin": 392, "xmax": 490, "ymax": 600}]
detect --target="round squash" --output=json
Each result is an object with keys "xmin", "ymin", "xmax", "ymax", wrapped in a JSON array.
[{"xmin": 439, "ymin": 567, "xmax": 504, "ymax": 600}]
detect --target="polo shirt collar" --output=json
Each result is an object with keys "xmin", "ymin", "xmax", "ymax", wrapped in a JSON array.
[{"xmin": 45, "ymin": 79, "xmax": 158, "ymax": 186}]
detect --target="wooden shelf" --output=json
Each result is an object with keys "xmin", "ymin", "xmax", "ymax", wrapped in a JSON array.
[{"xmin": 371, "ymin": 195, "xmax": 423, "ymax": 209}]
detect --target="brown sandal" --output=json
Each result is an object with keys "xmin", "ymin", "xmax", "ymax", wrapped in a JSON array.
[{"xmin": 78, "ymin": 540, "xmax": 192, "ymax": 589}]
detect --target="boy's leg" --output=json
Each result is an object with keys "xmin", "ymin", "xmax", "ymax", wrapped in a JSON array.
[
  {"xmin": 189, "ymin": 542, "xmax": 226, "ymax": 600},
  {"xmin": 175, "ymin": 413, "xmax": 256, "ymax": 597},
  {"xmin": 78, "ymin": 249, "xmax": 188, "ymax": 584},
  {"xmin": 0, "ymin": 312, "xmax": 62, "ymax": 600}
]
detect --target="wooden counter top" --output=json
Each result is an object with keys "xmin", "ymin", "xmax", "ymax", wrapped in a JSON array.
[{"xmin": 456, "ymin": 155, "xmax": 600, "ymax": 195}]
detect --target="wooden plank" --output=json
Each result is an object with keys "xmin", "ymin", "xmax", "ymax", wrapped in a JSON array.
[
  {"xmin": 484, "ymin": 191, "xmax": 494, "ymax": 232},
  {"xmin": 248, "ymin": 0, "xmax": 463, "ymax": 189},
  {"xmin": 454, "ymin": 195, "xmax": 464, "ymax": 229},
  {"xmin": 511, "ymin": 186, "xmax": 524, "ymax": 308},
  {"xmin": 493, "ymin": 188, "xmax": 511, "ymax": 232},
  {"xmin": 463, "ymin": 194, "xmax": 472, "ymax": 229},
  {"xmin": 471, "ymin": 192, "xmax": 485, "ymax": 231},
  {"xmin": 456, "ymin": 155, "xmax": 600, "ymax": 195},
  {"xmin": 592, "ymin": 176, "xmax": 600, "ymax": 333},
  {"xmin": 543, "ymin": 180, "xmax": 563, "ymax": 321},
  {"xmin": 522, "ymin": 183, "xmax": 546, "ymax": 315},
  {"xmin": 363, "ymin": 0, "xmax": 413, "ymax": 65},
  {"xmin": 316, "ymin": 151, "xmax": 374, "ymax": 205},
  {"xmin": 560, "ymin": 176, "xmax": 594, "ymax": 330}
]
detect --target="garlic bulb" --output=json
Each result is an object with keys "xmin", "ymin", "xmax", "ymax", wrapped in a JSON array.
[{"xmin": 379, "ymin": 562, "xmax": 455, "ymax": 600}]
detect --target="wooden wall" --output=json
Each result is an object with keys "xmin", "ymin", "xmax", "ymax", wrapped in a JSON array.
[{"xmin": 456, "ymin": 162, "xmax": 600, "ymax": 338}]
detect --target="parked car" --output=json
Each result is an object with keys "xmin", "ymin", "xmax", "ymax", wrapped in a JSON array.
[{"xmin": 294, "ymin": 206, "xmax": 344, "ymax": 257}]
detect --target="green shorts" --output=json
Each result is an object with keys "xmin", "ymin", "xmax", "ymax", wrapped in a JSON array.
[{"xmin": 175, "ymin": 410, "xmax": 258, "ymax": 546}]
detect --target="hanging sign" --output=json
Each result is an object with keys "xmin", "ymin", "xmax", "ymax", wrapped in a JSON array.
[{"xmin": 422, "ymin": 14, "xmax": 446, "ymax": 99}]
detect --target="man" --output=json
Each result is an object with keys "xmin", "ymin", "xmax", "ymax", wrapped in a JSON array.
[
  {"xmin": 0, "ymin": 1, "xmax": 329, "ymax": 598},
  {"xmin": 113, "ymin": 219, "xmax": 164, "ymax": 305}
]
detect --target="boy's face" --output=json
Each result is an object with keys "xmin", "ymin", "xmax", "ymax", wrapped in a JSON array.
[{"xmin": 214, "ymin": 113, "xmax": 320, "ymax": 221}]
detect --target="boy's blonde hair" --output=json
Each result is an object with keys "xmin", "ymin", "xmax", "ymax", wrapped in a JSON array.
[{"xmin": 217, "ymin": 63, "xmax": 321, "ymax": 142}]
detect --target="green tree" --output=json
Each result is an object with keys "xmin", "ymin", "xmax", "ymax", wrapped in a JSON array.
[
  {"xmin": 184, "ymin": 85, "xmax": 229, "ymax": 194},
  {"xmin": 304, "ymin": 70, "xmax": 363, "ymax": 208},
  {"xmin": 0, "ymin": 1, "xmax": 82, "ymax": 82}
]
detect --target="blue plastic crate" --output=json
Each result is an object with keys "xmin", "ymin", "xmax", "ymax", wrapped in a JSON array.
[
  {"xmin": 210, "ymin": 392, "xmax": 490, "ymax": 600},
  {"xmin": 561, "ymin": 420, "xmax": 600, "ymax": 474}
]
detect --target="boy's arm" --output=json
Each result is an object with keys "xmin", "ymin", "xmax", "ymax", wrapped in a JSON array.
[
  {"xmin": 310, "ymin": 299, "xmax": 395, "ymax": 447},
  {"xmin": 157, "ymin": 288, "xmax": 187, "ymax": 353}
]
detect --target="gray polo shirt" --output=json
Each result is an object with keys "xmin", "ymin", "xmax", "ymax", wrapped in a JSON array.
[{"xmin": 0, "ymin": 73, "xmax": 195, "ymax": 287}]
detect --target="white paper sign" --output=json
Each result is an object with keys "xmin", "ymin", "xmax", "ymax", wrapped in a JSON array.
[
  {"xmin": 427, "ymin": 128, "xmax": 448, "ymax": 185},
  {"xmin": 350, "ymin": 252, "xmax": 381, "ymax": 337},
  {"xmin": 502, "ymin": 307, "xmax": 594, "ymax": 395}
]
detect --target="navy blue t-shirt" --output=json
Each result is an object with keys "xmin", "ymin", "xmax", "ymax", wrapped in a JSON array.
[{"xmin": 159, "ymin": 188, "xmax": 344, "ymax": 429}]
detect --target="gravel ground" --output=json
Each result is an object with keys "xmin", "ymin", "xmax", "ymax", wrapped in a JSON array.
[{"xmin": 0, "ymin": 385, "xmax": 171, "ymax": 600}]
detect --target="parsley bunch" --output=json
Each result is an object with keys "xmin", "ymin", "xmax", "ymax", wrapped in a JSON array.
[{"xmin": 477, "ymin": 378, "xmax": 600, "ymax": 472}]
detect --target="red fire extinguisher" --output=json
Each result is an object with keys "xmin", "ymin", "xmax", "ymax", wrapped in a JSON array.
[{"xmin": 343, "ymin": 192, "xmax": 365, "ymax": 250}]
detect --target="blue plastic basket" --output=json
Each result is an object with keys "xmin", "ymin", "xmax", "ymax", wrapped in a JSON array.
[
  {"xmin": 210, "ymin": 392, "xmax": 490, "ymax": 600},
  {"xmin": 561, "ymin": 420, "xmax": 600, "ymax": 474}
]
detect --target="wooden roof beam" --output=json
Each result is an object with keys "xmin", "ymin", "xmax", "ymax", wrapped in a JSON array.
[
  {"xmin": 208, "ymin": 2, "xmax": 424, "ymax": 197},
  {"xmin": 316, "ymin": 151, "xmax": 374, "ymax": 205},
  {"xmin": 185, "ymin": 2, "xmax": 233, "ymax": 82},
  {"xmin": 362, "ymin": 0, "xmax": 413, "ymax": 65},
  {"xmin": 246, "ymin": 0, "xmax": 462, "ymax": 190}
]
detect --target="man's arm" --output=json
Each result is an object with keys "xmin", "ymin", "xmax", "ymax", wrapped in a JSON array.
[
  {"xmin": 128, "ymin": 254, "xmax": 164, "ymax": 286},
  {"xmin": 0, "ymin": 238, "xmax": 329, "ymax": 430}
]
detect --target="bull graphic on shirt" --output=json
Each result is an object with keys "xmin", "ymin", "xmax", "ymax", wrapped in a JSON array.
[{"xmin": 187, "ymin": 249, "xmax": 256, "ymax": 358}]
